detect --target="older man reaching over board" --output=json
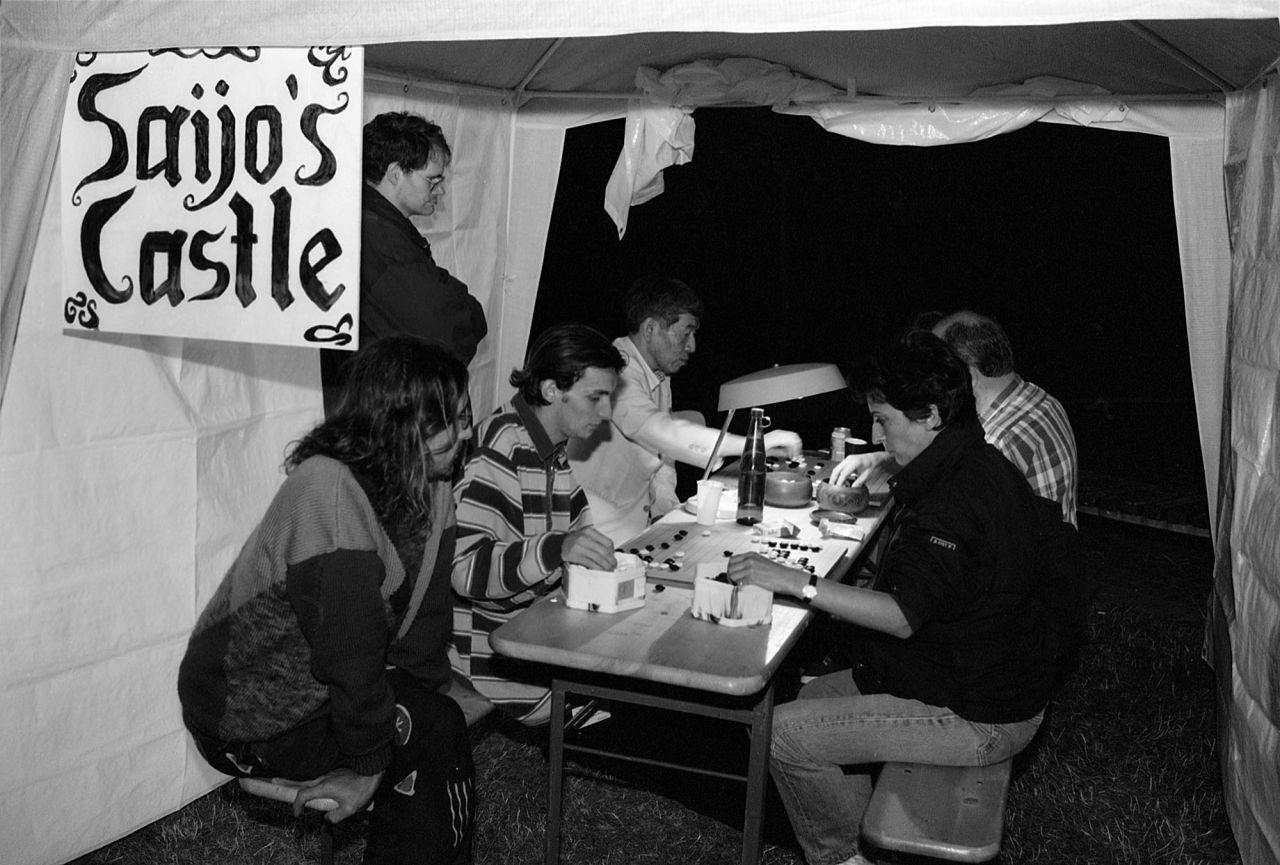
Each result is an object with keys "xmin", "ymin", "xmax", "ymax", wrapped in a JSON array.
[{"xmin": 570, "ymin": 275, "xmax": 802, "ymax": 545}]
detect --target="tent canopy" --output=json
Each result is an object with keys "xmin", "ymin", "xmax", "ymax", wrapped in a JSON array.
[
  {"xmin": 368, "ymin": 19, "xmax": 1280, "ymax": 98},
  {"xmin": 2, "ymin": 4, "xmax": 1278, "ymax": 865}
]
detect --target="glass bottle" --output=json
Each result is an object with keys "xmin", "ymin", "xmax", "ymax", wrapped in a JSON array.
[{"xmin": 736, "ymin": 408, "xmax": 767, "ymax": 525}]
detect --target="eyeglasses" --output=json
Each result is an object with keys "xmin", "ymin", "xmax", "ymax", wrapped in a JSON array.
[{"xmin": 423, "ymin": 174, "xmax": 445, "ymax": 191}]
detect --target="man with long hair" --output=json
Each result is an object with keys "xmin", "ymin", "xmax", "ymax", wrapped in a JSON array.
[
  {"xmin": 179, "ymin": 336, "xmax": 476, "ymax": 864},
  {"xmin": 451, "ymin": 322, "xmax": 623, "ymax": 725}
]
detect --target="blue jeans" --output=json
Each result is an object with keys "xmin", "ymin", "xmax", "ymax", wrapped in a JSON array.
[{"xmin": 770, "ymin": 672, "xmax": 1043, "ymax": 865}]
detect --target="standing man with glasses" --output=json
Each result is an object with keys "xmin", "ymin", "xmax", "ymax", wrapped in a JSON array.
[{"xmin": 322, "ymin": 112, "xmax": 488, "ymax": 415}]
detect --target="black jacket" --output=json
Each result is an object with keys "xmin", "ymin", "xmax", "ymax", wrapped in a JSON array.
[
  {"xmin": 851, "ymin": 412, "xmax": 1058, "ymax": 723},
  {"xmin": 322, "ymin": 186, "xmax": 488, "ymax": 409}
]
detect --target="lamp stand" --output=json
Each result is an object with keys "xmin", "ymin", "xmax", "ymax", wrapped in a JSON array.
[{"xmin": 701, "ymin": 408, "xmax": 736, "ymax": 483}]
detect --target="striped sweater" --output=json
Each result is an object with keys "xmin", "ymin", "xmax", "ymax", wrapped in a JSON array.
[
  {"xmin": 178, "ymin": 456, "xmax": 456, "ymax": 775},
  {"xmin": 450, "ymin": 395, "xmax": 594, "ymax": 719}
]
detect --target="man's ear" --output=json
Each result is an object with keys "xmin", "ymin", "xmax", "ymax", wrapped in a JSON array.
[
  {"xmin": 540, "ymin": 379, "xmax": 560, "ymax": 403},
  {"xmin": 383, "ymin": 162, "xmax": 403, "ymax": 185},
  {"xmin": 927, "ymin": 404, "xmax": 943, "ymax": 430}
]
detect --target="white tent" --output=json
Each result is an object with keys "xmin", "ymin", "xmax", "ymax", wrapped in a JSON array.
[{"xmin": 2, "ymin": 3, "xmax": 1278, "ymax": 864}]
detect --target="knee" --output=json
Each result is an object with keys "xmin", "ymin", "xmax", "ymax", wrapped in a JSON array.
[{"xmin": 769, "ymin": 703, "xmax": 810, "ymax": 767}]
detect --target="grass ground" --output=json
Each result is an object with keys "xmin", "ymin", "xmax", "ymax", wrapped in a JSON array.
[{"xmin": 74, "ymin": 516, "xmax": 1233, "ymax": 865}]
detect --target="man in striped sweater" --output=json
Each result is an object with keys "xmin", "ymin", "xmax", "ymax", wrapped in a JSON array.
[{"xmin": 450, "ymin": 323, "xmax": 625, "ymax": 725}]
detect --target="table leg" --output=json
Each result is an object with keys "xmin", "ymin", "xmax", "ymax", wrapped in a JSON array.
[
  {"xmin": 741, "ymin": 682, "xmax": 775, "ymax": 865},
  {"xmin": 545, "ymin": 681, "xmax": 568, "ymax": 865}
]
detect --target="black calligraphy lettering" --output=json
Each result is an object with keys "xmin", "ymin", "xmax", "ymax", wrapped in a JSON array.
[
  {"xmin": 186, "ymin": 105, "xmax": 235, "ymax": 212},
  {"xmin": 228, "ymin": 192, "xmax": 260, "ymax": 307},
  {"xmin": 139, "ymin": 230, "xmax": 188, "ymax": 306},
  {"xmin": 72, "ymin": 66, "xmax": 146, "ymax": 203},
  {"xmin": 245, "ymin": 105, "xmax": 282, "ymax": 184},
  {"xmin": 270, "ymin": 186, "xmax": 291, "ymax": 308},
  {"xmin": 296, "ymin": 96, "xmax": 347, "ymax": 186},
  {"xmin": 191, "ymin": 109, "xmax": 211, "ymax": 184},
  {"xmin": 137, "ymin": 105, "xmax": 191, "ymax": 187},
  {"xmin": 188, "ymin": 228, "xmax": 231, "ymax": 302},
  {"xmin": 299, "ymin": 228, "xmax": 345, "ymax": 312},
  {"xmin": 80, "ymin": 187, "xmax": 136, "ymax": 303}
]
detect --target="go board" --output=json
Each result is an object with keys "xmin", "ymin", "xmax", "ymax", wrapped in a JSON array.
[{"xmin": 617, "ymin": 521, "xmax": 847, "ymax": 584}]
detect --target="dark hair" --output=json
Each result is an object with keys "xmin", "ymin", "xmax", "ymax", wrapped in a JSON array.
[
  {"xmin": 850, "ymin": 330, "xmax": 975, "ymax": 429},
  {"xmin": 287, "ymin": 336, "xmax": 469, "ymax": 536},
  {"xmin": 510, "ymin": 323, "xmax": 624, "ymax": 406},
  {"xmin": 935, "ymin": 310, "xmax": 1015, "ymax": 377},
  {"xmin": 363, "ymin": 112, "xmax": 452, "ymax": 184},
  {"xmin": 623, "ymin": 275, "xmax": 704, "ymax": 334}
]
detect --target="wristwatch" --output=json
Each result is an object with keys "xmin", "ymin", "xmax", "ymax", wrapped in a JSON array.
[{"xmin": 800, "ymin": 572, "xmax": 818, "ymax": 603}]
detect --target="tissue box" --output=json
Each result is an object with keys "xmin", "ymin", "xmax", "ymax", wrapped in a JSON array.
[
  {"xmin": 563, "ymin": 553, "xmax": 647, "ymax": 613},
  {"xmin": 690, "ymin": 563, "xmax": 773, "ymax": 627}
]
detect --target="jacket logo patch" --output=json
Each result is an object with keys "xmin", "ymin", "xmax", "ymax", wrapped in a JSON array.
[{"xmin": 928, "ymin": 536, "xmax": 957, "ymax": 551}]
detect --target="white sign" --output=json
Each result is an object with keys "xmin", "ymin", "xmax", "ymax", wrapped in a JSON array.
[{"xmin": 60, "ymin": 47, "xmax": 363, "ymax": 349}]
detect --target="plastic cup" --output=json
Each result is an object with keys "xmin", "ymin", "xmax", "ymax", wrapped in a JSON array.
[{"xmin": 695, "ymin": 480, "xmax": 724, "ymax": 525}]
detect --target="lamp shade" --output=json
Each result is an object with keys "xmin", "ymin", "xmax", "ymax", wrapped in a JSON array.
[{"xmin": 717, "ymin": 362, "xmax": 847, "ymax": 411}]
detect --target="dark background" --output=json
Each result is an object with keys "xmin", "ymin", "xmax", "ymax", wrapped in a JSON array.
[{"xmin": 532, "ymin": 107, "xmax": 1203, "ymax": 496}]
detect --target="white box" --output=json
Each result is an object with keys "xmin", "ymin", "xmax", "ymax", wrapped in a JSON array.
[
  {"xmin": 690, "ymin": 563, "xmax": 773, "ymax": 627},
  {"xmin": 563, "ymin": 553, "xmax": 647, "ymax": 613}
]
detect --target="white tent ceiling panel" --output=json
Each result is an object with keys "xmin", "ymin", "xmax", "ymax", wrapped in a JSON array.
[
  {"xmin": 3, "ymin": 3, "xmax": 1280, "ymax": 864},
  {"xmin": 369, "ymin": 19, "xmax": 1280, "ymax": 99}
]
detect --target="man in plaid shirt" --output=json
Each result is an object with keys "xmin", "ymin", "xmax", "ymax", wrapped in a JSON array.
[{"xmin": 932, "ymin": 310, "xmax": 1078, "ymax": 524}]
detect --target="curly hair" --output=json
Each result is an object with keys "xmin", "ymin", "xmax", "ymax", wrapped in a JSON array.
[
  {"xmin": 510, "ymin": 323, "xmax": 624, "ymax": 406},
  {"xmin": 850, "ymin": 329, "xmax": 975, "ymax": 429},
  {"xmin": 286, "ymin": 336, "xmax": 469, "ymax": 537},
  {"xmin": 363, "ymin": 112, "xmax": 452, "ymax": 184}
]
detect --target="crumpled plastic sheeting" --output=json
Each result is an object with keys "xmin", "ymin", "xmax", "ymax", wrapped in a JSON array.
[
  {"xmin": 635, "ymin": 58, "xmax": 840, "ymax": 110},
  {"xmin": 603, "ymin": 104, "xmax": 694, "ymax": 239},
  {"xmin": 603, "ymin": 63, "xmax": 1133, "ymax": 233},
  {"xmin": 603, "ymin": 58, "xmax": 839, "ymax": 237},
  {"xmin": 784, "ymin": 76, "xmax": 1134, "ymax": 146},
  {"xmin": 783, "ymin": 99, "xmax": 1053, "ymax": 145}
]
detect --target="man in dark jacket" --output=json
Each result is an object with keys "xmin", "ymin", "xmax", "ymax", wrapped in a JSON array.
[
  {"xmin": 322, "ymin": 112, "xmax": 488, "ymax": 414},
  {"xmin": 729, "ymin": 331, "xmax": 1060, "ymax": 865}
]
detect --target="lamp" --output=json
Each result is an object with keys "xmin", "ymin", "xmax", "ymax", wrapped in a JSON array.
[{"xmin": 702, "ymin": 362, "xmax": 848, "ymax": 481}]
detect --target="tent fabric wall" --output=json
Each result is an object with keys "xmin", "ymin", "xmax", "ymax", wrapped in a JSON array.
[
  {"xmin": 1212, "ymin": 80, "xmax": 1280, "ymax": 865},
  {"xmin": 1, "ymin": 3, "xmax": 1275, "ymax": 864},
  {"xmin": 0, "ymin": 64, "xmax": 518, "ymax": 865},
  {"xmin": 0, "ymin": 168, "xmax": 322, "ymax": 861}
]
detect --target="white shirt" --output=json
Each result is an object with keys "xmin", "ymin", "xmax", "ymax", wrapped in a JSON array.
[{"xmin": 567, "ymin": 336, "xmax": 723, "ymax": 544}]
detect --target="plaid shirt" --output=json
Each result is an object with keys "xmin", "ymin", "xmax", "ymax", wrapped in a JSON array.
[
  {"xmin": 980, "ymin": 376, "xmax": 1078, "ymax": 525},
  {"xmin": 449, "ymin": 395, "xmax": 594, "ymax": 721}
]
